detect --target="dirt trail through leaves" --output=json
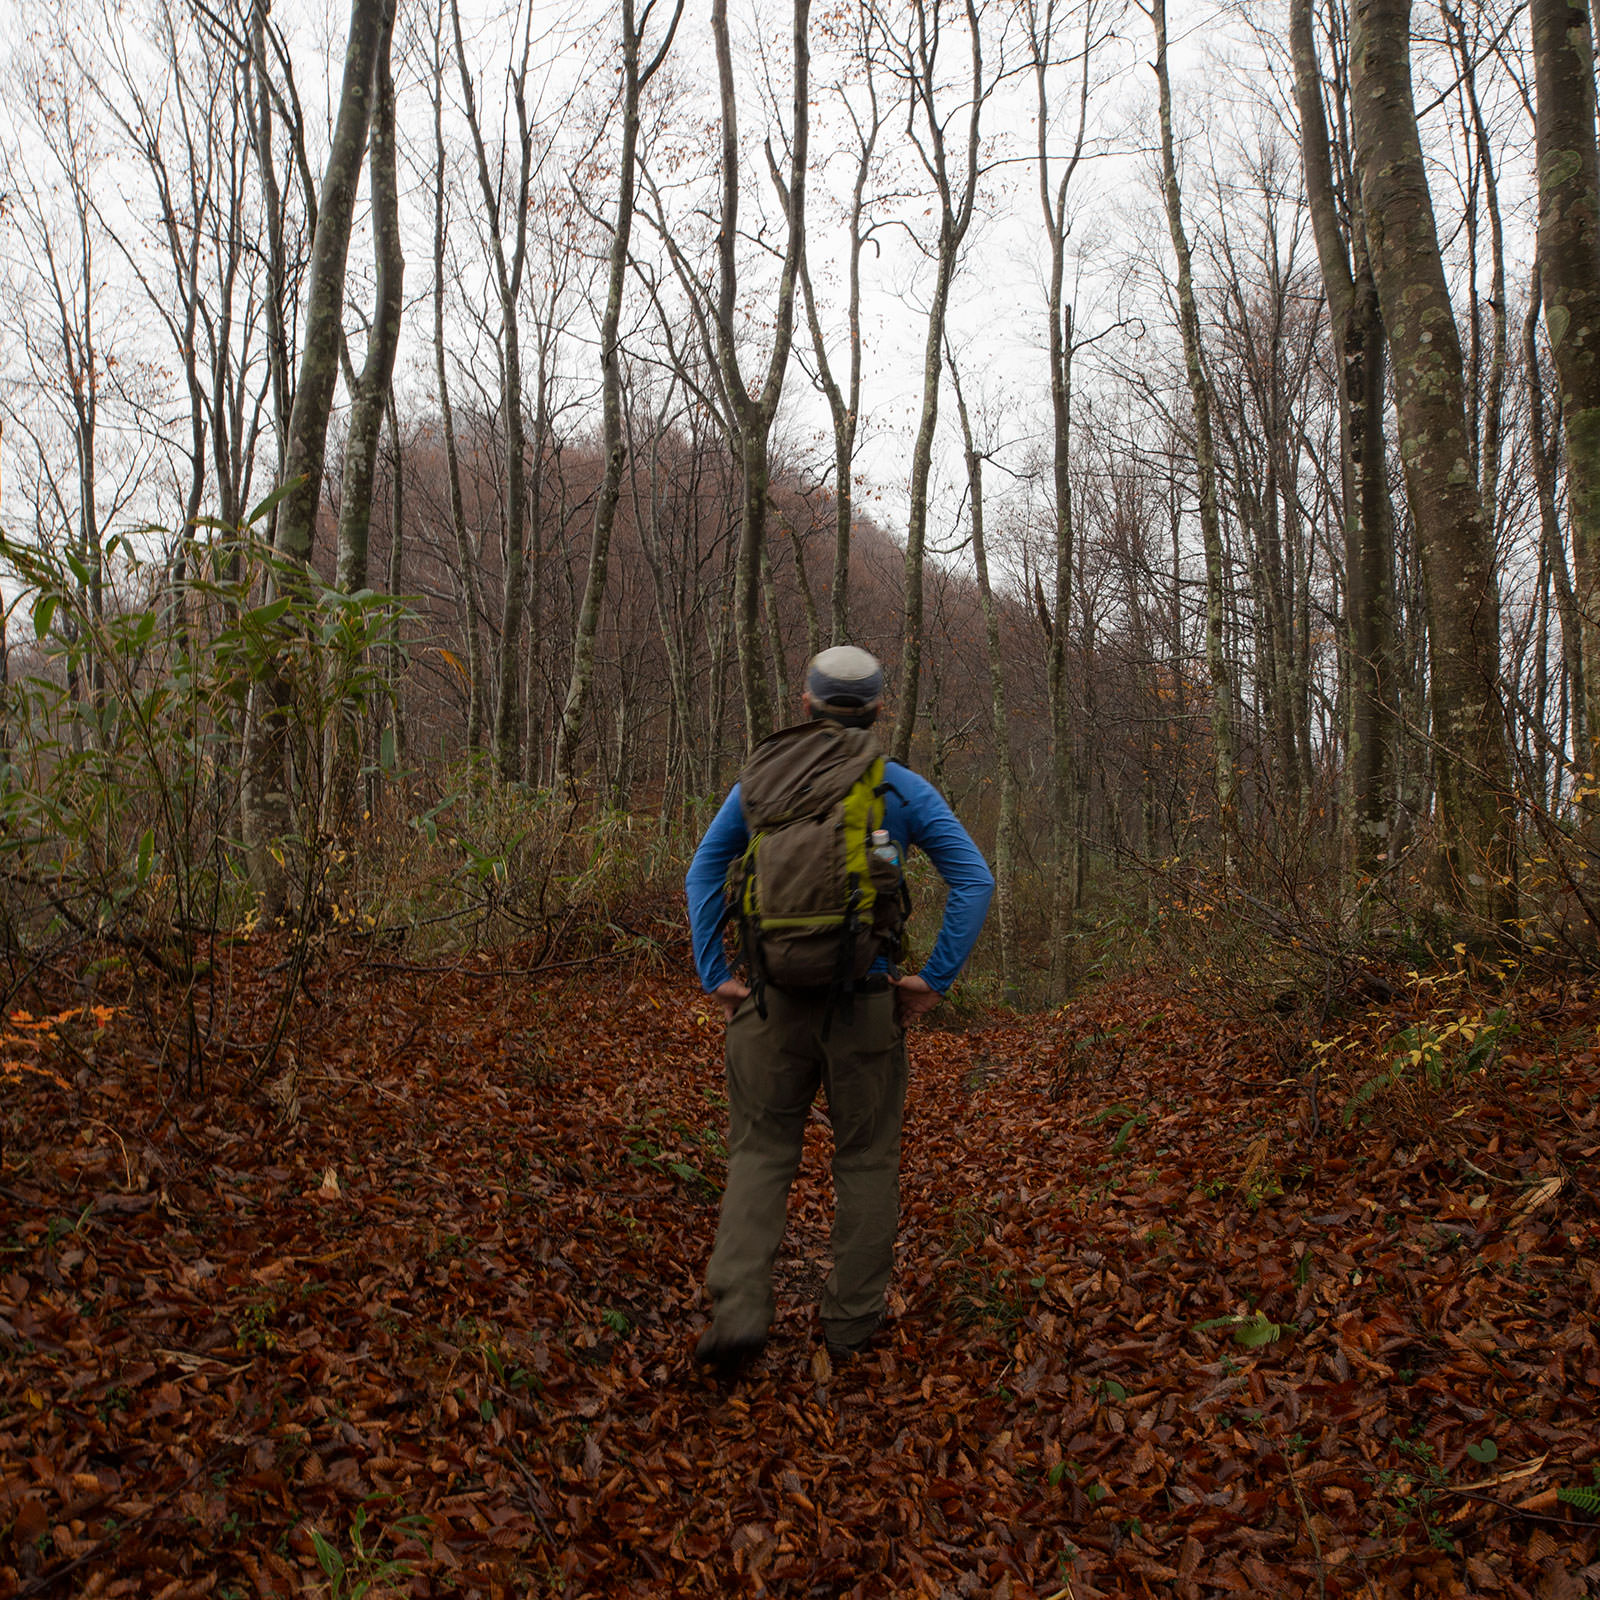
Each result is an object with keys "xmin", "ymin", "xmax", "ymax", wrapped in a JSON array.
[{"xmin": 2, "ymin": 951, "xmax": 1597, "ymax": 1598}]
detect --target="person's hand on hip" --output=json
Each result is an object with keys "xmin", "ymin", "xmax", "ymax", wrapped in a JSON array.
[
  {"xmin": 713, "ymin": 978, "xmax": 750, "ymax": 1022},
  {"xmin": 891, "ymin": 972, "xmax": 941, "ymax": 1025}
]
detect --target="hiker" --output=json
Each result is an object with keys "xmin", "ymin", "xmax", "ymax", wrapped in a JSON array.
[{"xmin": 685, "ymin": 645, "xmax": 994, "ymax": 1372}]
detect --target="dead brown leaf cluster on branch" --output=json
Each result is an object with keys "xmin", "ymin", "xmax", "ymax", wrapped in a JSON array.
[{"xmin": 0, "ymin": 947, "xmax": 1597, "ymax": 1598}]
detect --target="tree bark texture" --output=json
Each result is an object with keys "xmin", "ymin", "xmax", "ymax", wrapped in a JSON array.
[
  {"xmin": 711, "ymin": 0, "xmax": 809, "ymax": 746},
  {"xmin": 555, "ymin": 0, "xmax": 682, "ymax": 792},
  {"xmin": 328, "ymin": 0, "xmax": 400, "ymax": 830},
  {"xmin": 1532, "ymin": 0, "xmax": 1600, "ymax": 786},
  {"xmin": 247, "ymin": 0, "xmax": 293, "ymax": 482},
  {"xmin": 453, "ymin": 0, "xmax": 533, "ymax": 782},
  {"xmin": 1446, "ymin": 8, "xmax": 1507, "ymax": 528},
  {"xmin": 244, "ymin": 0, "xmax": 385, "ymax": 916},
  {"xmin": 335, "ymin": 0, "xmax": 402, "ymax": 595},
  {"xmin": 429, "ymin": 14, "xmax": 485, "ymax": 756},
  {"xmin": 629, "ymin": 400, "xmax": 703, "ymax": 802},
  {"xmin": 384, "ymin": 393, "xmax": 407, "ymax": 770},
  {"xmin": 1349, "ymin": 0, "xmax": 1514, "ymax": 919},
  {"xmin": 272, "ymin": 0, "xmax": 386, "ymax": 563},
  {"xmin": 1151, "ymin": 0, "xmax": 1235, "ymax": 820},
  {"xmin": 1028, "ymin": 0, "xmax": 1090, "ymax": 991},
  {"xmin": 1290, "ymin": 0, "xmax": 1397, "ymax": 872},
  {"xmin": 891, "ymin": 0, "xmax": 982, "ymax": 768},
  {"xmin": 948, "ymin": 349, "xmax": 1019, "ymax": 1003},
  {"xmin": 1525, "ymin": 261, "xmax": 1587, "ymax": 771},
  {"xmin": 791, "ymin": 37, "xmax": 881, "ymax": 647}
]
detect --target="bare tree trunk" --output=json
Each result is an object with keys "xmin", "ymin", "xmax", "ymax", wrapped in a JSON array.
[
  {"xmin": 334, "ymin": 0, "xmax": 402, "ymax": 594},
  {"xmin": 1532, "ymin": 0, "xmax": 1600, "ymax": 790},
  {"xmin": 453, "ymin": 0, "xmax": 534, "ymax": 782},
  {"xmin": 426, "ymin": 3, "xmax": 484, "ymax": 756},
  {"xmin": 273, "ymin": 0, "xmax": 386, "ymax": 564},
  {"xmin": 521, "ymin": 452, "xmax": 548, "ymax": 788},
  {"xmin": 710, "ymin": 0, "xmax": 809, "ymax": 746},
  {"xmin": 948, "ymin": 346, "xmax": 1019, "ymax": 1003},
  {"xmin": 247, "ymin": 0, "xmax": 293, "ymax": 485},
  {"xmin": 244, "ymin": 0, "xmax": 386, "ymax": 914},
  {"xmin": 1534, "ymin": 531, "xmax": 1554, "ymax": 807},
  {"xmin": 889, "ymin": 0, "xmax": 984, "ymax": 767},
  {"xmin": 77, "ymin": 241, "xmax": 104, "ymax": 726},
  {"xmin": 554, "ymin": 0, "xmax": 682, "ymax": 791},
  {"xmin": 1073, "ymin": 548, "xmax": 1096, "ymax": 912},
  {"xmin": 1348, "ymin": 0, "xmax": 1514, "ymax": 921},
  {"xmin": 521, "ymin": 313, "xmax": 556, "ymax": 787},
  {"xmin": 790, "ymin": 15, "xmax": 884, "ymax": 646},
  {"xmin": 1026, "ymin": 0, "xmax": 1094, "ymax": 993},
  {"xmin": 0, "ymin": 604, "xmax": 9, "ymax": 768},
  {"xmin": 1290, "ymin": 0, "xmax": 1397, "ymax": 870},
  {"xmin": 210, "ymin": 66, "xmax": 259, "ymax": 539},
  {"xmin": 1525, "ymin": 261, "xmax": 1586, "ymax": 773},
  {"xmin": 786, "ymin": 515, "xmax": 823, "ymax": 663},
  {"xmin": 630, "ymin": 395, "xmax": 701, "ymax": 800},
  {"xmin": 1046, "ymin": 300, "xmax": 1078, "ymax": 990},
  {"xmin": 1151, "ymin": 0, "xmax": 1235, "ymax": 821},
  {"xmin": 1444, "ymin": 5, "xmax": 1507, "ymax": 525},
  {"xmin": 760, "ymin": 540, "xmax": 791, "ymax": 711},
  {"xmin": 384, "ymin": 393, "xmax": 407, "ymax": 771}
]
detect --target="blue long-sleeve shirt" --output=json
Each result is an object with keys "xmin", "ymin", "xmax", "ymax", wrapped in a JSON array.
[{"xmin": 686, "ymin": 759, "xmax": 995, "ymax": 994}]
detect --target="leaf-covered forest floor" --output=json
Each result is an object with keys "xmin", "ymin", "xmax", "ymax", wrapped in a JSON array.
[{"xmin": 2, "ymin": 934, "xmax": 1598, "ymax": 1599}]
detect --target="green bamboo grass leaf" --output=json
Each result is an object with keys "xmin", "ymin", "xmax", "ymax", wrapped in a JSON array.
[{"xmin": 245, "ymin": 478, "xmax": 299, "ymax": 528}]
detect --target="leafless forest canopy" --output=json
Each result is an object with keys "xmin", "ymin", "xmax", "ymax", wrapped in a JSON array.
[{"xmin": 4, "ymin": 0, "xmax": 1600, "ymax": 990}]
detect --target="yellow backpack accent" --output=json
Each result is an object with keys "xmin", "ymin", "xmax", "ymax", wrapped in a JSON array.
[{"xmin": 726, "ymin": 719, "xmax": 905, "ymax": 993}]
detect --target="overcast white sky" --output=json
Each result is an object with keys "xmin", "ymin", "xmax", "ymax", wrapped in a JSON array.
[{"xmin": 0, "ymin": 0, "xmax": 1539, "ymax": 595}]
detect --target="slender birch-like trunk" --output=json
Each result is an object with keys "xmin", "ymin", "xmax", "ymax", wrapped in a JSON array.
[
  {"xmin": 790, "ymin": 15, "xmax": 883, "ymax": 646},
  {"xmin": 244, "ymin": 0, "xmax": 386, "ymax": 913},
  {"xmin": 1290, "ymin": 0, "xmax": 1396, "ymax": 870},
  {"xmin": 1532, "ymin": 0, "xmax": 1600, "ymax": 790},
  {"xmin": 1525, "ymin": 262, "xmax": 1586, "ymax": 771},
  {"xmin": 710, "ymin": 0, "xmax": 809, "ymax": 745},
  {"xmin": 1445, "ymin": 8, "xmax": 1507, "ymax": 526},
  {"xmin": 1151, "ymin": 0, "xmax": 1234, "ymax": 820},
  {"xmin": 630, "ymin": 398, "xmax": 701, "ymax": 801},
  {"xmin": 554, "ymin": 0, "xmax": 682, "ymax": 791},
  {"xmin": 787, "ymin": 517, "xmax": 823, "ymax": 663},
  {"xmin": 335, "ymin": 0, "xmax": 401, "ymax": 593},
  {"xmin": 327, "ymin": 0, "xmax": 401, "ymax": 827},
  {"xmin": 272, "ymin": 0, "xmax": 385, "ymax": 564},
  {"xmin": 889, "ymin": 0, "xmax": 983, "ymax": 767},
  {"xmin": 453, "ymin": 0, "xmax": 534, "ymax": 781},
  {"xmin": 1027, "ymin": 0, "xmax": 1095, "ymax": 989},
  {"xmin": 425, "ymin": 5, "xmax": 484, "ymax": 755},
  {"xmin": 760, "ymin": 541, "xmax": 791, "ymax": 711},
  {"xmin": 247, "ymin": 0, "xmax": 292, "ymax": 486},
  {"xmin": 384, "ymin": 393, "xmax": 407, "ymax": 771},
  {"xmin": 948, "ymin": 347, "xmax": 1019, "ymax": 1003}
]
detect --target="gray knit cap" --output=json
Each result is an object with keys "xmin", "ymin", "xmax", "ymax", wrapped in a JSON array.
[{"xmin": 806, "ymin": 645, "xmax": 885, "ymax": 708}]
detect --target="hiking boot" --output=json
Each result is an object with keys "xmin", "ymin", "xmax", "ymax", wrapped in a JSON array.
[
  {"xmin": 823, "ymin": 1316, "xmax": 884, "ymax": 1360},
  {"xmin": 694, "ymin": 1326, "xmax": 766, "ymax": 1378}
]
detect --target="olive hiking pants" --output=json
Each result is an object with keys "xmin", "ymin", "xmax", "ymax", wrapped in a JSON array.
[{"xmin": 705, "ymin": 982, "xmax": 908, "ymax": 1350}]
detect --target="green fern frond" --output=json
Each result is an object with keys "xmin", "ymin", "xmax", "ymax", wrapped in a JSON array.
[
  {"xmin": 1557, "ymin": 1483, "xmax": 1600, "ymax": 1516},
  {"xmin": 1341, "ymin": 1060, "xmax": 1405, "ymax": 1125}
]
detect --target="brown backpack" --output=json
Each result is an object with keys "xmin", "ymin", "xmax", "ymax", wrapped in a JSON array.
[{"xmin": 725, "ymin": 719, "xmax": 907, "ymax": 994}]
